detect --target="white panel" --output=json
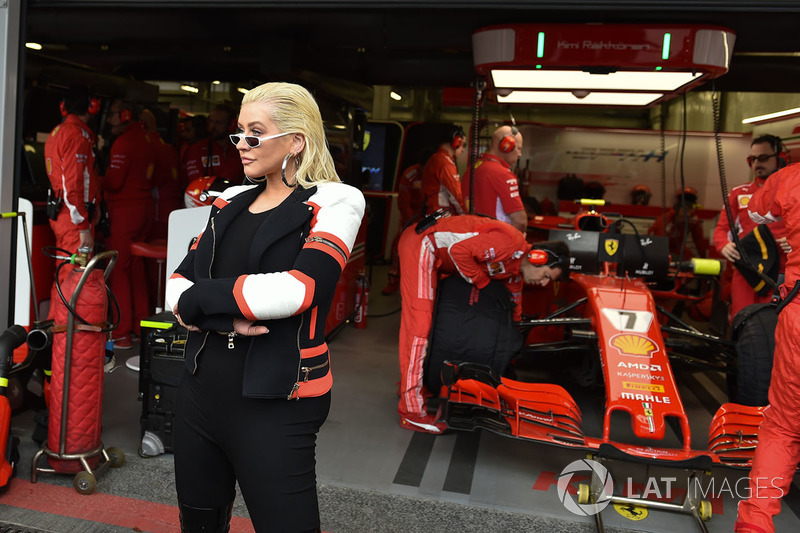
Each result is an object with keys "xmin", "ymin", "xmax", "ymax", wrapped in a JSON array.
[
  {"xmin": 693, "ymin": 29, "xmax": 736, "ymax": 69},
  {"xmin": 472, "ymin": 28, "xmax": 515, "ymax": 67},
  {"xmin": 13, "ymin": 199, "xmax": 34, "ymax": 327},
  {"xmin": 166, "ymin": 206, "xmax": 211, "ymax": 294}
]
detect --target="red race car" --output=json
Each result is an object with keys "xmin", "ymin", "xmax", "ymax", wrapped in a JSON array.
[{"xmin": 436, "ymin": 207, "xmax": 765, "ymax": 528}]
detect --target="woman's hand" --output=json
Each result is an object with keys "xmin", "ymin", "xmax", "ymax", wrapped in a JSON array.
[
  {"xmin": 233, "ymin": 318, "xmax": 269, "ymax": 336},
  {"xmin": 173, "ymin": 305, "xmax": 200, "ymax": 332}
]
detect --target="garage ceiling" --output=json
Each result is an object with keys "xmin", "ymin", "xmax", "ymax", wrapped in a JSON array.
[{"xmin": 24, "ymin": 1, "xmax": 800, "ymax": 97}]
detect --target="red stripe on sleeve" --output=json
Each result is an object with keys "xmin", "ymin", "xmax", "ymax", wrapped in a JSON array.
[
  {"xmin": 233, "ymin": 275, "xmax": 257, "ymax": 320},
  {"xmin": 289, "ymin": 269, "xmax": 316, "ymax": 312},
  {"xmin": 304, "ymin": 241, "xmax": 346, "ymax": 270},
  {"xmin": 169, "ymin": 273, "xmax": 187, "ymax": 281},
  {"xmin": 309, "ymin": 307, "xmax": 318, "ymax": 340}
]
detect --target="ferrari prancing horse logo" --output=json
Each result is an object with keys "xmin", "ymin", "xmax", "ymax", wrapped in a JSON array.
[{"xmin": 604, "ymin": 239, "xmax": 619, "ymax": 256}]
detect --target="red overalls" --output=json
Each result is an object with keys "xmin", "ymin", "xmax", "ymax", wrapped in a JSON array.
[
  {"xmin": 146, "ymin": 130, "xmax": 181, "ymax": 239},
  {"xmin": 464, "ymin": 153, "xmax": 525, "ymax": 225},
  {"xmin": 182, "ymin": 138, "xmax": 244, "ymax": 184},
  {"xmin": 44, "ymin": 115, "xmax": 100, "ymax": 253},
  {"xmin": 713, "ymin": 179, "xmax": 786, "ymax": 319},
  {"xmin": 421, "ymin": 147, "xmax": 463, "ymax": 215},
  {"xmin": 102, "ymin": 122, "xmax": 156, "ymax": 341},
  {"xmin": 397, "ymin": 215, "xmax": 527, "ymax": 430},
  {"xmin": 735, "ymin": 163, "xmax": 800, "ymax": 533}
]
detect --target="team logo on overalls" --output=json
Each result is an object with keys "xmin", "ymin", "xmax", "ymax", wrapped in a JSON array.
[
  {"xmin": 487, "ymin": 261, "xmax": 506, "ymax": 276},
  {"xmin": 738, "ymin": 194, "xmax": 752, "ymax": 208}
]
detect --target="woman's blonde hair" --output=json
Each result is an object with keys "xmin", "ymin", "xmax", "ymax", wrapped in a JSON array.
[{"xmin": 241, "ymin": 82, "xmax": 340, "ymax": 187}]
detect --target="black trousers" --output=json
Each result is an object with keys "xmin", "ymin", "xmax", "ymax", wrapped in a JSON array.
[{"xmin": 174, "ymin": 334, "xmax": 331, "ymax": 533}]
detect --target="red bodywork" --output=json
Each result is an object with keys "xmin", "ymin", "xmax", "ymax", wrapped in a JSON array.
[{"xmin": 442, "ymin": 211, "xmax": 763, "ymax": 469}]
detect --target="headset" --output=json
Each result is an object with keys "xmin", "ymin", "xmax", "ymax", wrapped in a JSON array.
[
  {"xmin": 527, "ymin": 247, "xmax": 560, "ymax": 266},
  {"xmin": 450, "ymin": 126, "xmax": 466, "ymax": 150},
  {"xmin": 118, "ymin": 108, "xmax": 133, "ymax": 124},
  {"xmin": 60, "ymin": 96, "xmax": 101, "ymax": 117},
  {"xmin": 499, "ymin": 125, "xmax": 519, "ymax": 154}
]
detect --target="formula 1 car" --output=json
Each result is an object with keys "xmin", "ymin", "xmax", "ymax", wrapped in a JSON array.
[{"xmin": 439, "ymin": 207, "xmax": 765, "ymax": 473}]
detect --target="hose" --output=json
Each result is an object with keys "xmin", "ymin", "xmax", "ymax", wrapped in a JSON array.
[
  {"xmin": 712, "ymin": 89, "xmax": 777, "ymax": 291},
  {"xmin": 468, "ymin": 76, "xmax": 486, "ymax": 215},
  {"xmin": 42, "ymin": 246, "xmax": 121, "ymax": 332}
]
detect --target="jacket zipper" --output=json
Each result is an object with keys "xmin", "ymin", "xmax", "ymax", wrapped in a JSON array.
[
  {"xmin": 306, "ymin": 235, "xmax": 347, "ymax": 264},
  {"xmin": 192, "ymin": 332, "xmax": 209, "ymax": 374},
  {"xmin": 191, "ymin": 217, "xmax": 217, "ymax": 374},
  {"xmin": 288, "ymin": 314, "xmax": 304, "ymax": 400},
  {"xmin": 300, "ymin": 360, "xmax": 329, "ymax": 382}
]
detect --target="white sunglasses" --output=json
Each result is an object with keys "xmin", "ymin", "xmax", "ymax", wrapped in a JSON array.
[{"xmin": 229, "ymin": 131, "xmax": 291, "ymax": 148}]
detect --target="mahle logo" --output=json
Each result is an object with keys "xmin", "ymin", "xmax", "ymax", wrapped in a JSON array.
[{"xmin": 556, "ymin": 459, "xmax": 614, "ymax": 516}]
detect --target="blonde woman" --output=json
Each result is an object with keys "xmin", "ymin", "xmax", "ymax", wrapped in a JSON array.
[{"xmin": 167, "ymin": 82, "xmax": 365, "ymax": 532}]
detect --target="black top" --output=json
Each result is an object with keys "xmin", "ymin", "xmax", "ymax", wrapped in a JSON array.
[{"xmin": 212, "ymin": 207, "xmax": 273, "ymax": 278}]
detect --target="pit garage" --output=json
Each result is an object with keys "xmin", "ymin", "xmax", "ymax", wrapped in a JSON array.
[{"xmin": 2, "ymin": 2, "xmax": 800, "ymax": 532}]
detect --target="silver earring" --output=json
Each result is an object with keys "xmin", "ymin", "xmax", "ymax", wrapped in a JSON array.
[{"xmin": 281, "ymin": 152, "xmax": 297, "ymax": 188}]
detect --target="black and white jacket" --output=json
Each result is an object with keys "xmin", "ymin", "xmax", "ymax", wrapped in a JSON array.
[{"xmin": 165, "ymin": 181, "xmax": 365, "ymax": 399}]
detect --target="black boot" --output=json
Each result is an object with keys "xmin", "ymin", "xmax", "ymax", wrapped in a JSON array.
[{"xmin": 178, "ymin": 502, "xmax": 232, "ymax": 533}]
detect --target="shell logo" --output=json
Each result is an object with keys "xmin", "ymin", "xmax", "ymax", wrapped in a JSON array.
[
  {"xmin": 610, "ymin": 334, "xmax": 658, "ymax": 358},
  {"xmin": 738, "ymin": 194, "xmax": 752, "ymax": 208}
]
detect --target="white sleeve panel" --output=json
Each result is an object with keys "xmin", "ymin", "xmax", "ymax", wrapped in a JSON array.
[
  {"xmin": 238, "ymin": 272, "xmax": 306, "ymax": 320},
  {"xmin": 308, "ymin": 182, "xmax": 366, "ymax": 254},
  {"xmin": 749, "ymin": 211, "xmax": 779, "ymax": 224},
  {"xmin": 166, "ymin": 276, "xmax": 194, "ymax": 313}
]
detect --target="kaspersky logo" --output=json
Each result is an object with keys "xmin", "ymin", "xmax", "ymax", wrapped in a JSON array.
[{"xmin": 610, "ymin": 334, "xmax": 658, "ymax": 358}]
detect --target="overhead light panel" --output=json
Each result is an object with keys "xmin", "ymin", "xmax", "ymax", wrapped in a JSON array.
[
  {"xmin": 390, "ymin": 91, "xmax": 402, "ymax": 101},
  {"xmin": 497, "ymin": 91, "xmax": 664, "ymax": 106},
  {"xmin": 237, "ymin": 87, "xmax": 250, "ymax": 95},
  {"xmin": 25, "ymin": 42, "xmax": 43, "ymax": 51},
  {"xmin": 180, "ymin": 85, "xmax": 199, "ymax": 94},
  {"xmin": 491, "ymin": 70, "xmax": 701, "ymax": 92},
  {"xmin": 742, "ymin": 107, "xmax": 800, "ymax": 124},
  {"xmin": 473, "ymin": 24, "xmax": 736, "ymax": 107}
]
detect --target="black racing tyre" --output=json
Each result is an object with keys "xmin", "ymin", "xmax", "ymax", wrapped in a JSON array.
[{"xmin": 732, "ymin": 303, "xmax": 778, "ymax": 406}]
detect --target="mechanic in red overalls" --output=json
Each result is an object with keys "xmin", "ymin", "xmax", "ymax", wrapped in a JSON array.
[
  {"xmin": 140, "ymin": 109, "xmax": 180, "ymax": 239},
  {"xmin": 421, "ymin": 125, "xmax": 466, "ymax": 215},
  {"xmin": 44, "ymin": 85, "xmax": 101, "ymax": 256},
  {"xmin": 182, "ymin": 105, "xmax": 243, "ymax": 184},
  {"xmin": 396, "ymin": 213, "xmax": 570, "ymax": 433},
  {"xmin": 735, "ymin": 160, "xmax": 800, "ymax": 533},
  {"xmin": 462, "ymin": 125, "xmax": 527, "ymax": 233},
  {"xmin": 102, "ymin": 99, "xmax": 156, "ymax": 349},
  {"xmin": 713, "ymin": 135, "xmax": 790, "ymax": 321},
  {"xmin": 382, "ymin": 150, "xmax": 433, "ymax": 295}
]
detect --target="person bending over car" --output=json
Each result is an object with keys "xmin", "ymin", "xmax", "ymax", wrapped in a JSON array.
[{"xmin": 396, "ymin": 213, "xmax": 570, "ymax": 434}]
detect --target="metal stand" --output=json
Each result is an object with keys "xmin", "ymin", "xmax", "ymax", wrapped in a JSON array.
[
  {"xmin": 30, "ymin": 250, "xmax": 126, "ymax": 494},
  {"xmin": 579, "ymin": 454, "xmax": 713, "ymax": 533}
]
